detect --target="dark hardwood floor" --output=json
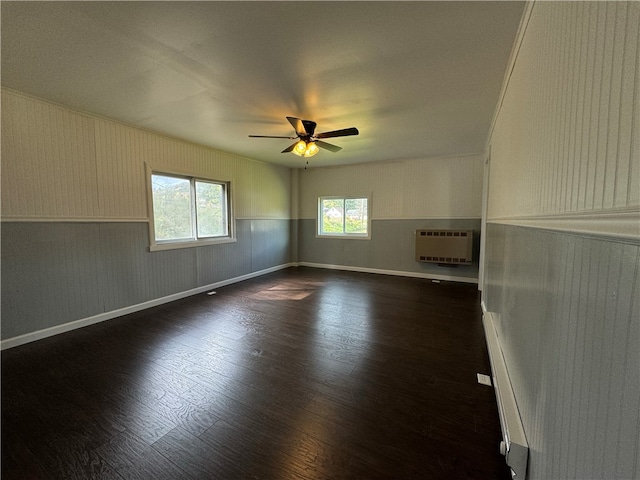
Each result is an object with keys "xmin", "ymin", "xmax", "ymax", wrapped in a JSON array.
[{"xmin": 2, "ymin": 267, "xmax": 511, "ymax": 479}]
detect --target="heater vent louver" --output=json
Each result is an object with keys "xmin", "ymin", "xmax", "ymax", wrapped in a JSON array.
[{"xmin": 415, "ymin": 230, "xmax": 473, "ymax": 265}]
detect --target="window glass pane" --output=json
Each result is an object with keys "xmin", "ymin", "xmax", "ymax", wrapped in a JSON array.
[
  {"xmin": 196, "ymin": 181, "xmax": 227, "ymax": 237},
  {"xmin": 321, "ymin": 198, "xmax": 344, "ymax": 234},
  {"xmin": 151, "ymin": 174, "xmax": 192, "ymax": 241},
  {"xmin": 345, "ymin": 198, "xmax": 368, "ymax": 234},
  {"xmin": 318, "ymin": 196, "xmax": 369, "ymax": 237}
]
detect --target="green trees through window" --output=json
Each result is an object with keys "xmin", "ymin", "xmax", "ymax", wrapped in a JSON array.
[
  {"xmin": 319, "ymin": 197, "xmax": 369, "ymax": 236},
  {"xmin": 151, "ymin": 173, "xmax": 229, "ymax": 243},
  {"xmin": 152, "ymin": 175, "xmax": 192, "ymax": 241},
  {"xmin": 195, "ymin": 181, "xmax": 227, "ymax": 238}
]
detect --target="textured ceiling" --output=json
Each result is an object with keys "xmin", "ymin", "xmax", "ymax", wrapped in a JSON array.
[{"xmin": 1, "ymin": 1, "xmax": 525, "ymax": 168}]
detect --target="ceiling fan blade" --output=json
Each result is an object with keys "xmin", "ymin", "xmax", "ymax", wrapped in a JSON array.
[
  {"xmin": 315, "ymin": 127, "xmax": 359, "ymax": 139},
  {"xmin": 281, "ymin": 142, "xmax": 298, "ymax": 153},
  {"xmin": 286, "ymin": 117, "xmax": 307, "ymax": 136},
  {"xmin": 315, "ymin": 140, "xmax": 342, "ymax": 153},
  {"xmin": 248, "ymin": 135, "xmax": 296, "ymax": 139}
]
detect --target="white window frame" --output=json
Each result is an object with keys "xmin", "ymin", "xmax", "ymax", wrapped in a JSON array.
[
  {"xmin": 317, "ymin": 195, "xmax": 371, "ymax": 239},
  {"xmin": 146, "ymin": 165, "xmax": 235, "ymax": 251}
]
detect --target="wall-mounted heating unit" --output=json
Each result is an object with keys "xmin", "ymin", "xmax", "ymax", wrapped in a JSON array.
[
  {"xmin": 483, "ymin": 311, "xmax": 529, "ymax": 479},
  {"xmin": 415, "ymin": 229, "xmax": 473, "ymax": 265}
]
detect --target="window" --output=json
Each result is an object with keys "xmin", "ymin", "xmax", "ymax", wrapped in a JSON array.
[
  {"xmin": 149, "ymin": 171, "xmax": 233, "ymax": 250},
  {"xmin": 318, "ymin": 196, "xmax": 370, "ymax": 238}
]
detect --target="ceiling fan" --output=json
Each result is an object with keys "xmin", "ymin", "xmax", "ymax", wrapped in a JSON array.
[{"xmin": 249, "ymin": 116, "xmax": 359, "ymax": 158}]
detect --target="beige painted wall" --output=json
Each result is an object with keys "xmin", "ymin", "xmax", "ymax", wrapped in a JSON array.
[
  {"xmin": 1, "ymin": 89, "xmax": 291, "ymax": 221},
  {"xmin": 297, "ymin": 153, "xmax": 484, "ymax": 220},
  {"xmin": 488, "ymin": 1, "xmax": 639, "ymax": 221}
]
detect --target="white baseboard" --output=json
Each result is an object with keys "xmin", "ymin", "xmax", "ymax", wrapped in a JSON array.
[
  {"xmin": 481, "ymin": 300, "xmax": 488, "ymax": 314},
  {"xmin": 482, "ymin": 311, "xmax": 529, "ymax": 479},
  {"xmin": 1, "ymin": 263, "xmax": 295, "ymax": 351},
  {"xmin": 2, "ymin": 262, "xmax": 477, "ymax": 350},
  {"xmin": 297, "ymin": 262, "xmax": 478, "ymax": 284}
]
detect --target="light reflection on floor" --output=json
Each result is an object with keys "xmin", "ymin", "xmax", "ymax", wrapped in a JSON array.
[
  {"xmin": 136, "ymin": 276, "xmax": 375, "ymax": 426},
  {"xmin": 314, "ymin": 283, "xmax": 373, "ymax": 342},
  {"xmin": 304, "ymin": 283, "xmax": 373, "ymax": 373},
  {"xmin": 249, "ymin": 280, "xmax": 325, "ymax": 301}
]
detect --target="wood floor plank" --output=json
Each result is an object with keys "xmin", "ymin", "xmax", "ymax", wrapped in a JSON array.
[
  {"xmin": 96, "ymin": 430, "xmax": 191, "ymax": 480},
  {"xmin": 0, "ymin": 437, "xmax": 51, "ymax": 480},
  {"xmin": 151, "ymin": 426, "xmax": 245, "ymax": 479},
  {"xmin": 30, "ymin": 435, "xmax": 123, "ymax": 480},
  {"xmin": 2, "ymin": 267, "xmax": 510, "ymax": 479}
]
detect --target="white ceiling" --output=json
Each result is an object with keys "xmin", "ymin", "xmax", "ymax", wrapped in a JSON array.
[{"xmin": 1, "ymin": 1, "xmax": 525, "ymax": 168}]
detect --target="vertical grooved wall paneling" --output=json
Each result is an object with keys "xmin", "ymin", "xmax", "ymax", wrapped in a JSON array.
[
  {"xmin": 299, "ymin": 154, "xmax": 484, "ymax": 220},
  {"xmin": 297, "ymin": 154, "xmax": 483, "ymax": 280},
  {"xmin": 488, "ymin": 2, "xmax": 639, "ymax": 219},
  {"xmin": 95, "ymin": 119, "xmax": 149, "ymax": 219},
  {"xmin": 1, "ymin": 91, "xmax": 100, "ymax": 218},
  {"xmin": 484, "ymin": 2, "xmax": 640, "ymax": 479},
  {"xmin": 248, "ymin": 162, "xmax": 290, "ymax": 219},
  {"xmin": 1, "ymin": 89, "xmax": 291, "ymax": 221},
  {"xmin": 1, "ymin": 223, "xmax": 103, "ymax": 338},
  {"xmin": 485, "ymin": 226, "xmax": 640, "ymax": 479},
  {"xmin": 1, "ymin": 89, "xmax": 293, "ymax": 342},
  {"xmin": 96, "ymin": 223, "xmax": 199, "ymax": 312}
]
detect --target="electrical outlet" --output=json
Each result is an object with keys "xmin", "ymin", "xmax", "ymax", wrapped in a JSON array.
[{"xmin": 477, "ymin": 373, "xmax": 492, "ymax": 386}]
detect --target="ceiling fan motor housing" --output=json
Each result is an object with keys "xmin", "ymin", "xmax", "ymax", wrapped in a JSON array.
[{"xmin": 301, "ymin": 120, "xmax": 317, "ymax": 137}]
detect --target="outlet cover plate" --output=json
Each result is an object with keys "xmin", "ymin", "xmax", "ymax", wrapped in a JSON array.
[{"xmin": 477, "ymin": 373, "xmax": 492, "ymax": 386}]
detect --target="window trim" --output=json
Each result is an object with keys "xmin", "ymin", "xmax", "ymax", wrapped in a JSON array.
[
  {"xmin": 146, "ymin": 165, "xmax": 235, "ymax": 251},
  {"xmin": 317, "ymin": 195, "xmax": 371, "ymax": 240}
]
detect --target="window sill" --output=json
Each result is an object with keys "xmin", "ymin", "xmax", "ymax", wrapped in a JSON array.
[
  {"xmin": 316, "ymin": 234, "xmax": 371, "ymax": 240},
  {"xmin": 149, "ymin": 237, "xmax": 236, "ymax": 252}
]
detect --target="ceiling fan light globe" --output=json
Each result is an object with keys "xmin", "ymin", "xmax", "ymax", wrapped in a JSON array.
[
  {"xmin": 293, "ymin": 140, "xmax": 307, "ymax": 156},
  {"xmin": 304, "ymin": 142, "xmax": 319, "ymax": 157}
]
